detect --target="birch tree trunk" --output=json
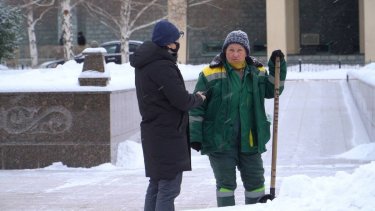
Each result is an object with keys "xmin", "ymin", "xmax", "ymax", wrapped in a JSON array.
[
  {"xmin": 26, "ymin": 6, "xmax": 38, "ymax": 68},
  {"xmin": 22, "ymin": 0, "xmax": 55, "ymax": 68},
  {"xmin": 168, "ymin": 0, "xmax": 187, "ymax": 64},
  {"xmin": 61, "ymin": 0, "xmax": 74, "ymax": 60},
  {"xmin": 120, "ymin": 0, "xmax": 131, "ymax": 64}
]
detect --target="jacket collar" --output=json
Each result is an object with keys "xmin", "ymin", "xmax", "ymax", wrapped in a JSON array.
[{"xmin": 209, "ymin": 52, "xmax": 264, "ymax": 69}]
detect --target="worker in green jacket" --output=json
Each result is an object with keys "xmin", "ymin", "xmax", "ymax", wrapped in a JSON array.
[{"xmin": 189, "ymin": 30, "xmax": 287, "ymax": 207}]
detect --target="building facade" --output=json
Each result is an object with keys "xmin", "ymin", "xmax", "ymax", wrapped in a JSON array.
[{"xmin": 5, "ymin": 0, "xmax": 371, "ymax": 66}]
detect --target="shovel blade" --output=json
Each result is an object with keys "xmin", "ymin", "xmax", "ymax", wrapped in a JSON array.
[{"xmin": 257, "ymin": 194, "xmax": 275, "ymax": 203}]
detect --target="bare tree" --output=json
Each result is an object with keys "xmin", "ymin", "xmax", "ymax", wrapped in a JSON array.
[
  {"xmin": 83, "ymin": 0, "xmax": 219, "ymax": 64},
  {"xmin": 59, "ymin": 0, "xmax": 85, "ymax": 61},
  {"xmin": 9, "ymin": 0, "xmax": 55, "ymax": 68},
  {"xmin": 83, "ymin": 0, "xmax": 166, "ymax": 63}
]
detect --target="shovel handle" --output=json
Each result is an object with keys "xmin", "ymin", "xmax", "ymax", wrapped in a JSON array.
[{"xmin": 270, "ymin": 57, "xmax": 280, "ymax": 193}]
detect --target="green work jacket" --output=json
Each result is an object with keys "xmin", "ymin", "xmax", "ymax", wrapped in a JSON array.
[{"xmin": 189, "ymin": 55, "xmax": 287, "ymax": 154}]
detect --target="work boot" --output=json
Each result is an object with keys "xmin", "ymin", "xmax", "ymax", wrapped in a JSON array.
[
  {"xmin": 245, "ymin": 188, "xmax": 265, "ymax": 204},
  {"xmin": 217, "ymin": 188, "xmax": 235, "ymax": 207},
  {"xmin": 217, "ymin": 196, "xmax": 235, "ymax": 207},
  {"xmin": 245, "ymin": 197, "xmax": 258, "ymax": 204}
]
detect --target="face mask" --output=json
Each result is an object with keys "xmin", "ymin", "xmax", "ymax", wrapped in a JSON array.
[
  {"xmin": 170, "ymin": 42, "xmax": 180, "ymax": 53},
  {"xmin": 166, "ymin": 42, "xmax": 179, "ymax": 58}
]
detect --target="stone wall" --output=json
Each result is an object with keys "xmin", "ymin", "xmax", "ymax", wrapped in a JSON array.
[{"xmin": 0, "ymin": 90, "xmax": 141, "ymax": 169}]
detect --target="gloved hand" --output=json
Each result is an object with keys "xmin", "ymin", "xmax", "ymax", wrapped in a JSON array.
[
  {"xmin": 191, "ymin": 142, "xmax": 202, "ymax": 152},
  {"xmin": 270, "ymin": 49, "xmax": 285, "ymax": 64}
]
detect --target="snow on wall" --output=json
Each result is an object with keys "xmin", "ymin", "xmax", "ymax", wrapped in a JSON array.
[{"xmin": 347, "ymin": 66, "xmax": 375, "ymax": 142}]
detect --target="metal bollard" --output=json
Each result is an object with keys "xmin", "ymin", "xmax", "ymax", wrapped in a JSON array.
[{"xmin": 299, "ymin": 59, "xmax": 302, "ymax": 72}]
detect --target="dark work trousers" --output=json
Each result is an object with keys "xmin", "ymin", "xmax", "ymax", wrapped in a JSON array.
[
  {"xmin": 208, "ymin": 150, "xmax": 265, "ymax": 192},
  {"xmin": 208, "ymin": 118, "xmax": 265, "ymax": 193},
  {"xmin": 144, "ymin": 172, "xmax": 183, "ymax": 211}
]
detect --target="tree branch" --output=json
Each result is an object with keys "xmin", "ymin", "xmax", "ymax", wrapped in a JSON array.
[
  {"xmin": 82, "ymin": 1, "xmax": 121, "ymax": 29},
  {"xmin": 129, "ymin": 0, "xmax": 160, "ymax": 30},
  {"xmin": 33, "ymin": 5, "xmax": 53, "ymax": 23},
  {"xmin": 188, "ymin": 0, "xmax": 222, "ymax": 9},
  {"xmin": 129, "ymin": 16, "xmax": 167, "ymax": 34},
  {"xmin": 71, "ymin": 0, "xmax": 85, "ymax": 8}
]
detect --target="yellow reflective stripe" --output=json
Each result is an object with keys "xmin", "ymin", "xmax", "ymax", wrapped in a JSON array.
[
  {"xmin": 219, "ymin": 187, "xmax": 233, "ymax": 192},
  {"xmin": 257, "ymin": 66, "xmax": 266, "ymax": 72},
  {"xmin": 203, "ymin": 66, "xmax": 226, "ymax": 82},
  {"xmin": 245, "ymin": 186, "xmax": 265, "ymax": 198},
  {"xmin": 202, "ymin": 66, "xmax": 226, "ymax": 76},
  {"xmin": 252, "ymin": 186, "xmax": 265, "ymax": 192},
  {"xmin": 249, "ymin": 130, "xmax": 254, "ymax": 147}
]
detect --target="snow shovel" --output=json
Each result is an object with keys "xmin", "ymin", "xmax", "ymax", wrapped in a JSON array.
[{"xmin": 257, "ymin": 56, "xmax": 281, "ymax": 203}]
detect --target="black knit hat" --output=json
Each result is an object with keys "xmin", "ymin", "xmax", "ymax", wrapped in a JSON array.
[
  {"xmin": 152, "ymin": 20, "xmax": 180, "ymax": 47},
  {"xmin": 222, "ymin": 30, "xmax": 250, "ymax": 55}
]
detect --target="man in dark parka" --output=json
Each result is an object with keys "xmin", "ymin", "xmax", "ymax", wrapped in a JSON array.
[{"xmin": 130, "ymin": 20, "xmax": 205, "ymax": 211}]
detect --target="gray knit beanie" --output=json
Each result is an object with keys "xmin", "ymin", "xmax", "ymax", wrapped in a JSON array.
[{"xmin": 222, "ymin": 30, "xmax": 250, "ymax": 55}]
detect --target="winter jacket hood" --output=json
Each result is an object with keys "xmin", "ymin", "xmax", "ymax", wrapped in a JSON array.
[{"xmin": 130, "ymin": 41, "xmax": 176, "ymax": 69}]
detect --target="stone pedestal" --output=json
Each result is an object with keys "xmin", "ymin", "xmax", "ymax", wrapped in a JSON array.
[
  {"xmin": 78, "ymin": 48, "xmax": 110, "ymax": 87},
  {"xmin": 0, "ymin": 92, "xmax": 111, "ymax": 169},
  {"xmin": 0, "ymin": 89, "xmax": 143, "ymax": 169}
]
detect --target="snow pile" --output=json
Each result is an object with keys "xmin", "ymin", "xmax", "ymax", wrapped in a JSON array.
[
  {"xmin": 277, "ymin": 162, "xmax": 375, "ymax": 211},
  {"xmin": 335, "ymin": 143, "xmax": 375, "ymax": 161},
  {"xmin": 0, "ymin": 64, "xmax": 9, "ymax": 70},
  {"xmin": 116, "ymin": 140, "xmax": 144, "ymax": 169},
  {"xmin": 82, "ymin": 47, "xmax": 107, "ymax": 54},
  {"xmin": 188, "ymin": 161, "xmax": 375, "ymax": 211},
  {"xmin": 347, "ymin": 63, "xmax": 375, "ymax": 86}
]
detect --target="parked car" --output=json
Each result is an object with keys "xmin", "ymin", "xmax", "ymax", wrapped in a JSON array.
[
  {"xmin": 39, "ymin": 59, "xmax": 66, "ymax": 68},
  {"xmin": 39, "ymin": 40, "xmax": 143, "ymax": 68}
]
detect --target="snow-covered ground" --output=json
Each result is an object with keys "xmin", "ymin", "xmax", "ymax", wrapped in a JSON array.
[{"xmin": 0, "ymin": 61, "xmax": 375, "ymax": 210}]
